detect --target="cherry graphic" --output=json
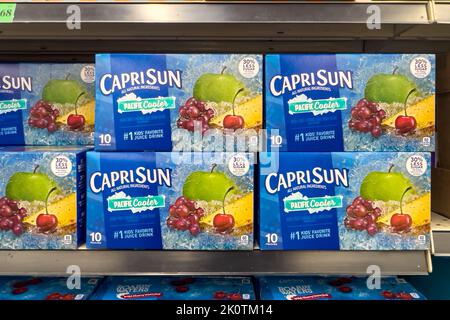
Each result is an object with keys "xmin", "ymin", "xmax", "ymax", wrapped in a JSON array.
[
  {"xmin": 214, "ymin": 291, "xmax": 227, "ymax": 299},
  {"xmin": 213, "ymin": 186, "xmax": 235, "ymax": 234},
  {"xmin": 36, "ymin": 187, "xmax": 58, "ymax": 233},
  {"xmin": 395, "ymin": 88, "xmax": 417, "ymax": 135},
  {"xmin": 228, "ymin": 293, "xmax": 242, "ymax": 300},
  {"xmin": 45, "ymin": 292, "xmax": 63, "ymax": 300},
  {"xmin": 12, "ymin": 287, "xmax": 28, "ymax": 295},
  {"xmin": 338, "ymin": 286, "xmax": 352, "ymax": 293},
  {"xmin": 61, "ymin": 293, "xmax": 76, "ymax": 300},
  {"xmin": 390, "ymin": 186, "xmax": 413, "ymax": 233},
  {"xmin": 381, "ymin": 290, "xmax": 396, "ymax": 299},
  {"xmin": 223, "ymin": 87, "xmax": 245, "ymax": 130},
  {"xmin": 67, "ymin": 92, "xmax": 86, "ymax": 130},
  {"xmin": 175, "ymin": 286, "xmax": 189, "ymax": 293},
  {"xmin": 396, "ymin": 292, "xmax": 413, "ymax": 300}
]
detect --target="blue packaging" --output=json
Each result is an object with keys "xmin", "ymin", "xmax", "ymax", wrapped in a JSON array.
[
  {"xmin": 0, "ymin": 146, "xmax": 89, "ymax": 249},
  {"xmin": 91, "ymin": 276, "xmax": 255, "ymax": 300},
  {"xmin": 95, "ymin": 54, "xmax": 263, "ymax": 151},
  {"xmin": 87, "ymin": 152, "xmax": 254, "ymax": 250},
  {"xmin": 259, "ymin": 152, "xmax": 431, "ymax": 250},
  {"xmin": 0, "ymin": 276, "xmax": 102, "ymax": 300},
  {"xmin": 265, "ymin": 54, "xmax": 435, "ymax": 152},
  {"xmin": 259, "ymin": 276, "xmax": 426, "ymax": 300},
  {"xmin": 0, "ymin": 63, "xmax": 95, "ymax": 145}
]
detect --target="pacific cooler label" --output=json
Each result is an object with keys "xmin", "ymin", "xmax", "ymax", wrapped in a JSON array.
[
  {"xmin": 95, "ymin": 54, "xmax": 263, "ymax": 151},
  {"xmin": 265, "ymin": 54, "xmax": 435, "ymax": 152},
  {"xmin": 0, "ymin": 63, "xmax": 95, "ymax": 146},
  {"xmin": 259, "ymin": 152, "xmax": 431, "ymax": 250},
  {"xmin": 87, "ymin": 152, "xmax": 254, "ymax": 250}
]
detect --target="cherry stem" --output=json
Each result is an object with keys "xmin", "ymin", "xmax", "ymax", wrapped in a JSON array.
[
  {"xmin": 231, "ymin": 88, "xmax": 245, "ymax": 116},
  {"xmin": 222, "ymin": 186, "xmax": 234, "ymax": 215},
  {"xmin": 400, "ymin": 186, "xmax": 412, "ymax": 215},
  {"xmin": 392, "ymin": 66, "xmax": 399, "ymax": 75},
  {"xmin": 33, "ymin": 165, "xmax": 40, "ymax": 174},
  {"xmin": 403, "ymin": 88, "xmax": 417, "ymax": 117},
  {"xmin": 74, "ymin": 92, "xmax": 87, "ymax": 115},
  {"xmin": 210, "ymin": 163, "xmax": 217, "ymax": 173},
  {"xmin": 45, "ymin": 187, "xmax": 57, "ymax": 215},
  {"xmin": 388, "ymin": 164, "xmax": 394, "ymax": 173},
  {"xmin": 220, "ymin": 66, "xmax": 227, "ymax": 75}
]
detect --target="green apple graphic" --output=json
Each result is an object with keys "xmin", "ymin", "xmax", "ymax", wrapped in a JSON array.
[
  {"xmin": 193, "ymin": 66, "xmax": 248, "ymax": 104},
  {"xmin": 364, "ymin": 67, "xmax": 419, "ymax": 104},
  {"xmin": 6, "ymin": 165, "xmax": 59, "ymax": 202},
  {"xmin": 360, "ymin": 164, "xmax": 414, "ymax": 202},
  {"xmin": 42, "ymin": 75, "xmax": 88, "ymax": 105},
  {"xmin": 182, "ymin": 164, "xmax": 238, "ymax": 201}
]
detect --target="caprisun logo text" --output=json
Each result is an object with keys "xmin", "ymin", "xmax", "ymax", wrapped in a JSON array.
[
  {"xmin": 0, "ymin": 75, "xmax": 32, "ymax": 92},
  {"xmin": 265, "ymin": 167, "xmax": 349, "ymax": 194},
  {"xmin": 99, "ymin": 68, "xmax": 182, "ymax": 95},
  {"xmin": 89, "ymin": 167, "xmax": 172, "ymax": 193},
  {"xmin": 269, "ymin": 69, "xmax": 353, "ymax": 97}
]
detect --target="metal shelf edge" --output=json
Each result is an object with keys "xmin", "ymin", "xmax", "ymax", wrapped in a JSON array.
[{"xmin": 0, "ymin": 250, "xmax": 429, "ymax": 276}]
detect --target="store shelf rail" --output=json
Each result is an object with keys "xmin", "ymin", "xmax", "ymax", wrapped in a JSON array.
[{"xmin": 0, "ymin": 249, "xmax": 431, "ymax": 277}]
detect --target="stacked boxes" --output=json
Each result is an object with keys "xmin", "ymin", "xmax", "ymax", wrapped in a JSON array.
[
  {"xmin": 0, "ymin": 63, "xmax": 95, "ymax": 146},
  {"xmin": 0, "ymin": 146, "xmax": 89, "ymax": 249},
  {"xmin": 258, "ymin": 276, "xmax": 426, "ymax": 300},
  {"xmin": 260, "ymin": 54, "xmax": 434, "ymax": 250},
  {"xmin": 0, "ymin": 54, "xmax": 434, "ymax": 253},
  {"xmin": 91, "ymin": 276, "xmax": 255, "ymax": 300},
  {"xmin": 86, "ymin": 152, "xmax": 254, "ymax": 250},
  {"xmin": 88, "ymin": 54, "xmax": 261, "ymax": 249},
  {"xmin": 259, "ymin": 152, "xmax": 431, "ymax": 250},
  {"xmin": 0, "ymin": 276, "xmax": 102, "ymax": 300},
  {"xmin": 94, "ymin": 54, "xmax": 263, "ymax": 151},
  {"xmin": 265, "ymin": 54, "xmax": 435, "ymax": 152},
  {"xmin": 0, "ymin": 63, "xmax": 95, "ymax": 250}
]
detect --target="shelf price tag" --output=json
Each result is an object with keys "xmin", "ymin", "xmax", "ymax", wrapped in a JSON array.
[{"xmin": 0, "ymin": 3, "xmax": 16, "ymax": 23}]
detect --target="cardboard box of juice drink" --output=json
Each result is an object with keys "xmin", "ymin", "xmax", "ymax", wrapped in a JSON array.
[
  {"xmin": 259, "ymin": 152, "xmax": 431, "ymax": 250},
  {"xmin": 0, "ymin": 146, "xmax": 89, "ymax": 249},
  {"xmin": 90, "ymin": 276, "xmax": 255, "ymax": 300},
  {"xmin": 0, "ymin": 63, "xmax": 95, "ymax": 145},
  {"xmin": 258, "ymin": 276, "xmax": 426, "ymax": 300},
  {"xmin": 265, "ymin": 54, "xmax": 435, "ymax": 152},
  {"xmin": 95, "ymin": 54, "xmax": 263, "ymax": 151},
  {"xmin": 0, "ymin": 276, "xmax": 102, "ymax": 300},
  {"xmin": 87, "ymin": 152, "xmax": 254, "ymax": 250}
]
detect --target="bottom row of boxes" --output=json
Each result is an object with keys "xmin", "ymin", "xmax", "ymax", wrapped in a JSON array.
[
  {"xmin": 0, "ymin": 147, "xmax": 431, "ymax": 250},
  {"xmin": 0, "ymin": 275, "xmax": 425, "ymax": 300}
]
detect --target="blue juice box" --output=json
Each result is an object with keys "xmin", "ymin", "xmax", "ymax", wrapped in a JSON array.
[
  {"xmin": 0, "ymin": 63, "xmax": 95, "ymax": 145},
  {"xmin": 0, "ymin": 146, "xmax": 89, "ymax": 249},
  {"xmin": 95, "ymin": 54, "xmax": 263, "ymax": 151},
  {"xmin": 0, "ymin": 276, "xmax": 102, "ymax": 300},
  {"xmin": 259, "ymin": 152, "xmax": 431, "ymax": 250},
  {"xmin": 91, "ymin": 276, "xmax": 255, "ymax": 300},
  {"xmin": 258, "ymin": 276, "xmax": 426, "ymax": 300},
  {"xmin": 265, "ymin": 54, "xmax": 435, "ymax": 152},
  {"xmin": 87, "ymin": 152, "xmax": 254, "ymax": 250}
]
